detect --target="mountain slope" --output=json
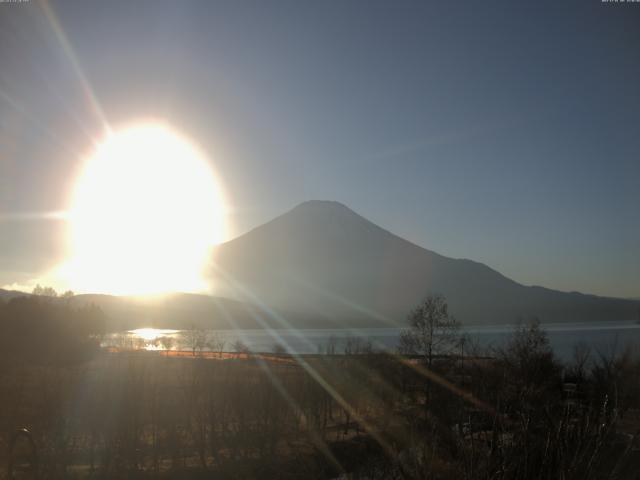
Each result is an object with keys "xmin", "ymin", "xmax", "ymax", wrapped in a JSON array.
[{"xmin": 210, "ymin": 201, "xmax": 640, "ymax": 326}]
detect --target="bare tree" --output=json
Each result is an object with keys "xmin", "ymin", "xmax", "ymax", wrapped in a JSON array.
[
  {"xmin": 398, "ymin": 294, "xmax": 459, "ymax": 366},
  {"xmin": 185, "ymin": 326, "xmax": 208, "ymax": 356},
  {"xmin": 344, "ymin": 335, "xmax": 358, "ymax": 355},
  {"xmin": 325, "ymin": 335, "xmax": 337, "ymax": 355},
  {"xmin": 209, "ymin": 332, "xmax": 226, "ymax": 358},
  {"xmin": 566, "ymin": 341, "xmax": 592, "ymax": 383},
  {"xmin": 343, "ymin": 336, "xmax": 373, "ymax": 355},
  {"xmin": 232, "ymin": 339, "xmax": 250, "ymax": 358},
  {"xmin": 159, "ymin": 336, "xmax": 175, "ymax": 356}
]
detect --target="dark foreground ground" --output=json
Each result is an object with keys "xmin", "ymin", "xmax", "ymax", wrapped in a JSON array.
[
  {"xmin": 0, "ymin": 297, "xmax": 639, "ymax": 479},
  {"xmin": 1, "ymin": 326, "xmax": 640, "ymax": 480}
]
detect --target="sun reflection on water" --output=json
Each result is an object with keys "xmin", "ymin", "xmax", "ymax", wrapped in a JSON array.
[
  {"xmin": 128, "ymin": 328, "xmax": 180, "ymax": 350},
  {"xmin": 129, "ymin": 328, "xmax": 179, "ymax": 341}
]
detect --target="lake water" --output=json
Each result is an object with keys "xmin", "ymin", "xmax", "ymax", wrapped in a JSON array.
[{"xmin": 105, "ymin": 322, "xmax": 640, "ymax": 361}]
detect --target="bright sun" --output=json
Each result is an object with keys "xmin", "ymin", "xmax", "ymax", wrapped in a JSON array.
[{"xmin": 66, "ymin": 124, "xmax": 225, "ymax": 296}]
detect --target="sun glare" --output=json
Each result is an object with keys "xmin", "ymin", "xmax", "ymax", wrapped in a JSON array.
[
  {"xmin": 66, "ymin": 124, "xmax": 225, "ymax": 295},
  {"xmin": 130, "ymin": 328, "xmax": 179, "ymax": 342}
]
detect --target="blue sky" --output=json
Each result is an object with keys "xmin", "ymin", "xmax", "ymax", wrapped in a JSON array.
[{"xmin": 0, "ymin": 0, "xmax": 638, "ymax": 297}]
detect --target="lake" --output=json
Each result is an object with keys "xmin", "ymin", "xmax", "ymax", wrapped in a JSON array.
[{"xmin": 104, "ymin": 321, "xmax": 640, "ymax": 361}]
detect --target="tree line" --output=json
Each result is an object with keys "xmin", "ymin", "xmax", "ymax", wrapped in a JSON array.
[{"xmin": 0, "ymin": 295, "xmax": 105, "ymax": 367}]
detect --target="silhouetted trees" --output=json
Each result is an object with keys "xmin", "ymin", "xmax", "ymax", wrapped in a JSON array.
[
  {"xmin": 398, "ymin": 294, "xmax": 460, "ymax": 366},
  {"xmin": 0, "ymin": 296, "xmax": 104, "ymax": 367},
  {"xmin": 31, "ymin": 284, "xmax": 58, "ymax": 297},
  {"xmin": 209, "ymin": 332, "xmax": 227, "ymax": 358},
  {"xmin": 185, "ymin": 325, "xmax": 208, "ymax": 356},
  {"xmin": 232, "ymin": 339, "xmax": 250, "ymax": 356}
]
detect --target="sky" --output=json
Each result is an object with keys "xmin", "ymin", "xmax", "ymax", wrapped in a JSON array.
[{"xmin": 0, "ymin": 0, "xmax": 638, "ymax": 298}]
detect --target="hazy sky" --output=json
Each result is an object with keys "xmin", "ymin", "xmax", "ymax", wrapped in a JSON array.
[{"xmin": 1, "ymin": 0, "xmax": 638, "ymax": 298}]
